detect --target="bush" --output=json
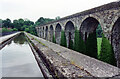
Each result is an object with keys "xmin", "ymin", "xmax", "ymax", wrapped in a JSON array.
[
  {"xmin": 25, "ymin": 28, "xmax": 29, "ymax": 32},
  {"xmin": 74, "ymin": 29, "xmax": 86, "ymax": 54},
  {"xmin": 60, "ymin": 30, "xmax": 67, "ymax": 47},
  {"xmin": 52, "ymin": 34, "xmax": 56, "ymax": 43},
  {"xmin": 85, "ymin": 31, "xmax": 97, "ymax": 59},
  {"xmin": 99, "ymin": 34, "xmax": 116, "ymax": 66},
  {"xmin": 13, "ymin": 28, "xmax": 18, "ymax": 31}
]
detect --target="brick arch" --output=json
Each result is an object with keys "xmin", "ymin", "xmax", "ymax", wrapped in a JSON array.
[
  {"xmin": 65, "ymin": 21, "xmax": 75, "ymax": 47},
  {"xmin": 55, "ymin": 23, "xmax": 62, "ymax": 44},
  {"xmin": 111, "ymin": 17, "xmax": 120, "ymax": 67}
]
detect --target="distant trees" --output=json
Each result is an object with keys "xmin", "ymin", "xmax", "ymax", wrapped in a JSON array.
[
  {"xmin": 35, "ymin": 17, "xmax": 54, "ymax": 26},
  {"xmin": 1, "ymin": 17, "xmax": 55, "ymax": 36},
  {"xmin": 55, "ymin": 16, "xmax": 60, "ymax": 20}
]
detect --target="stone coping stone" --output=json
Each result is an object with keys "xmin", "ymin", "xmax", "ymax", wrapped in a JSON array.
[
  {"xmin": 25, "ymin": 32, "xmax": 92, "ymax": 78},
  {"xmin": 25, "ymin": 32, "xmax": 120, "ymax": 77},
  {"xmin": 0, "ymin": 32, "xmax": 21, "ymax": 44}
]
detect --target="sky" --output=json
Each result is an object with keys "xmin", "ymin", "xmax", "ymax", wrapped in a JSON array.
[{"xmin": 0, "ymin": 0, "xmax": 118, "ymax": 22}]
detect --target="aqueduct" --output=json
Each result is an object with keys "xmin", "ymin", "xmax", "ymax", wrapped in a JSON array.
[{"xmin": 36, "ymin": 1, "xmax": 120, "ymax": 67}]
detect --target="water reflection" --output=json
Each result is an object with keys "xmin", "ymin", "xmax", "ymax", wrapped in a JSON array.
[
  {"xmin": 13, "ymin": 33, "xmax": 27, "ymax": 44},
  {"xmin": 1, "ymin": 33, "xmax": 43, "ymax": 77}
]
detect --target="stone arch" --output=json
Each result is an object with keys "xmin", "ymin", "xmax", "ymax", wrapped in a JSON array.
[
  {"xmin": 43, "ymin": 27, "xmax": 45, "ymax": 38},
  {"xmin": 65, "ymin": 21, "xmax": 75, "ymax": 47},
  {"xmin": 80, "ymin": 17, "xmax": 101, "ymax": 41},
  {"xmin": 49, "ymin": 25, "xmax": 54, "ymax": 42},
  {"xmin": 39, "ymin": 27, "xmax": 41, "ymax": 37},
  {"xmin": 111, "ymin": 17, "xmax": 120, "ymax": 67},
  {"xmin": 55, "ymin": 23, "xmax": 62, "ymax": 44},
  {"xmin": 45, "ymin": 26, "xmax": 48, "ymax": 40}
]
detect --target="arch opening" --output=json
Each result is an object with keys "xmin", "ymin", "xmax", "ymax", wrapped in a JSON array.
[
  {"xmin": 45, "ymin": 26, "xmax": 48, "ymax": 40},
  {"xmin": 49, "ymin": 25, "xmax": 54, "ymax": 41},
  {"xmin": 111, "ymin": 17, "xmax": 120, "ymax": 67},
  {"xmin": 55, "ymin": 23, "xmax": 62, "ymax": 44},
  {"xmin": 80, "ymin": 17, "xmax": 102, "ymax": 59},
  {"xmin": 43, "ymin": 27, "xmax": 45, "ymax": 38},
  {"xmin": 65, "ymin": 21, "xmax": 75, "ymax": 48}
]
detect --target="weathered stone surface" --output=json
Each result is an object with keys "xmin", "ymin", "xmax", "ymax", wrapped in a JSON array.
[
  {"xmin": 25, "ymin": 32, "xmax": 120, "ymax": 77},
  {"xmin": 36, "ymin": 1, "xmax": 120, "ymax": 68},
  {"xmin": 25, "ymin": 32, "xmax": 92, "ymax": 78}
]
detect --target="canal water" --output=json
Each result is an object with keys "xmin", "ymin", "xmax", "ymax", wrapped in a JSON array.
[{"xmin": 0, "ymin": 33, "xmax": 43, "ymax": 77}]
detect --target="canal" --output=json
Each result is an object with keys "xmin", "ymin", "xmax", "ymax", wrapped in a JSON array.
[{"xmin": 0, "ymin": 33, "xmax": 44, "ymax": 77}]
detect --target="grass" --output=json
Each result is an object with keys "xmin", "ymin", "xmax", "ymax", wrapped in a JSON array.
[{"xmin": 97, "ymin": 38, "xmax": 102, "ymax": 56}]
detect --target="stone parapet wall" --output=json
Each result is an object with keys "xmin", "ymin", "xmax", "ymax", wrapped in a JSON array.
[{"xmin": 25, "ymin": 32, "xmax": 120, "ymax": 78}]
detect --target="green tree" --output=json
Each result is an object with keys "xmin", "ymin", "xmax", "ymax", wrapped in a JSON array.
[
  {"xmin": 52, "ymin": 34, "xmax": 56, "ymax": 43},
  {"xmin": 85, "ymin": 31, "xmax": 97, "ymax": 59},
  {"xmin": 2, "ymin": 18, "xmax": 12, "ymax": 28},
  {"xmin": 60, "ymin": 30, "xmax": 67, "ymax": 47},
  {"xmin": 13, "ymin": 28, "xmax": 18, "ymax": 31},
  {"xmin": 74, "ymin": 29, "xmax": 86, "ymax": 53},
  {"xmin": 25, "ymin": 28, "xmax": 29, "ymax": 32},
  {"xmin": 99, "ymin": 34, "xmax": 116, "ymax": 66}
]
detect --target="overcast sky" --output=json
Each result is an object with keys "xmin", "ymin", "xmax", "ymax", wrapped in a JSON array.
[{"xmin": 0, "ymin": 0, "xmax": 117, "ymax": 22}]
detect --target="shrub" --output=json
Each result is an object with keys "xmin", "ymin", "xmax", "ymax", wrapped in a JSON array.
[
  {"xmin": 99, "ymin": 34, "xmax": 116, "ymax": 66},
  {"xmin": 74, "ymin": 29, "xmax": 86, "ymax": 54},
  {"xmin": 85, "ymin": 31, "xmax": 97, "ymax": 59},
  {"xmin": 60, "ymin": 30, "xmax": 67, "ymax": 47},
  {"xmin": 13, "ymin": 28, "xmax": 18, "ymax": 31},
  {"xmin": 52, "ymin": 34, "xmax": 56, "ymax": 43}
]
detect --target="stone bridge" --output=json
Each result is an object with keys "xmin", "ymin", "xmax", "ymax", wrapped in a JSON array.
[{"xmin": 36, "ymin": 1, "xmax": 120, "ymax": 67}]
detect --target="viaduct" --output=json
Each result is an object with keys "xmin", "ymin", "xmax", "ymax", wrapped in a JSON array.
[{"xmin": 36, "ymin": 1, "xmax": 120, "ymax": 68}]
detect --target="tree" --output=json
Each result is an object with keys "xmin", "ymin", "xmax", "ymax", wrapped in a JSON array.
[
  {"xmin": 2, "ymin": 18, "xmax": 12, "ymax": 28},
  {"xmin": 55, "ymin": 16, "xmax": 60, "ymax": 20},
  {"xmin": 85, "ymin": 31, "xmax": 97, "ymax": 59},
  {"xmin": 52, "ymin": 34, "xmax": 56, "ymax": 43},
  {"xmin": 25, "ymin": 28, "xmax": 29, "ymax": 33},
  {"xmin": 74, "ymin": 28, "xmax": 86, "ymax": 53},
  {"xmin": 99, "ymin": 34, "xmax": 116, "ymax": 66},
  {"xmin": 60, "ymin": 30, "xmax": 67, "ymax": 47}
]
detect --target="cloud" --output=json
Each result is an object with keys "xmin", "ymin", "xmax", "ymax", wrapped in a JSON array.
[{"xmin": 0, "ymin": 0, "xmax": 116, "ymax": 22}]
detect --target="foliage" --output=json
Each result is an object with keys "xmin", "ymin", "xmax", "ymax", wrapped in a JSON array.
[
  {"xmin": 35, "ymin": 17, "xmax": 54, "ymax": 26},
  {"xmin": 74, "ymin": 28, "xmax": 86, "ymax": 54},
  {"xmin": 52, "ymin": 33, "xmax": 56, "ymax": 43},
  {"xmin": 13, "ymin": 28, "xmax": 18, "ymax": 31},
  {"xmin": 96, "ymin": 24, "xmax": 102, "ymax": 37},
  {"xmin": 60, "ymin": 30, "xmax": 67, "ymax": 47},
  {"xmin": 99, "ymin": 34, "xmax": 116, "ymax": 66},
  {"xmin": 55, "ymin": 16, "xmax": 60, "ymax": 20},
  {"xmin": 85, "ymin": 31, "xmax": 97, "ymax": 59},
  {"xmin": 97, "ymin": 38, "xmax": 102, "ymax": 57},
  {"xmin": 25, "ymin": 28, "xmax": 29, "ymax": 33},
  {"xmin": 2, "ymin": 28, "xmax": 13, "ymax": 32}
]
